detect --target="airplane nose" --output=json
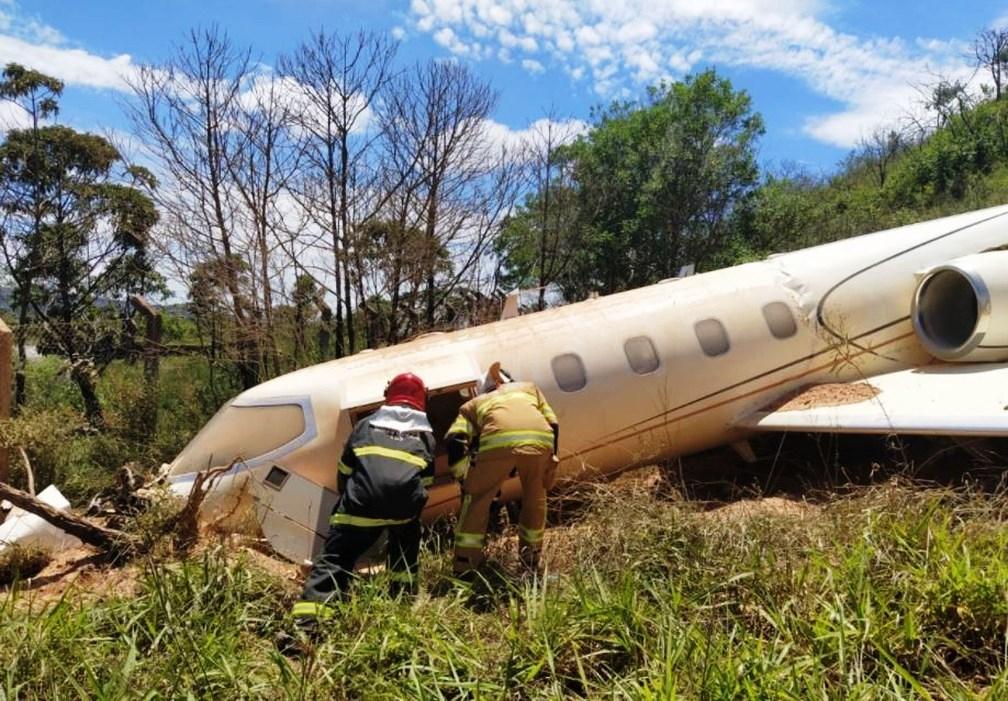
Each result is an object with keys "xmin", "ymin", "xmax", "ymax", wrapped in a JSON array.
[{"xmin": 167, "ymin": 399, "xmax": 309, "ymax": 478}]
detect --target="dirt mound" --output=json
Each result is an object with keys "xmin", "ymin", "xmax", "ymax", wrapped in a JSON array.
[
  {"xmin": 768, "ymin": 382, "xmax": 879, "ymax": 411},
  {"xmin": 701, "ymin": 495, "xmax": 819, "ymax": 523},
  {"xmin": 9, "ymin": 546, "xmax": 141, "ymax": 609}
]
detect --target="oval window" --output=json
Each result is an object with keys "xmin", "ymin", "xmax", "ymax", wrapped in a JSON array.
[
  {"xmin": 694, "ymin": 318, "xmax": 730, "ymax": 357},
  {"xmin": 551, "ymin": 353, "xmax": 587, "ymax": 392},
  {"xmin": 624, "ymin": 336, "xmax": 660, "ymax": 374},
  {"xmin": 762, "ymin": 301, "xmax": 798, "ymax": 339}
]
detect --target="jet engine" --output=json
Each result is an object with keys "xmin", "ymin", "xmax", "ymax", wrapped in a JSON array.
[{"xmin": 911, "ymin": 250, "xmax": 1008, "ymax": 362}]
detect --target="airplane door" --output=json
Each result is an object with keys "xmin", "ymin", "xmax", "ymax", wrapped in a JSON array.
[
  {"xmin": 252, "ymin": 464, "xmax": 340, "ymax": 563},
  {"xmin": 345, "ymin": 380, "xmax": 479, "ymax": 525}
]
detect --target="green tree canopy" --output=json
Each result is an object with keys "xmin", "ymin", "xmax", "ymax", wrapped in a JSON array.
[
  {"xmin": 0, "ymin": 63, "xmax": 161, "ymax": 426},
  {"xmin": 507, "ymin": 70, "xmax": 764, "ymax": 301}
]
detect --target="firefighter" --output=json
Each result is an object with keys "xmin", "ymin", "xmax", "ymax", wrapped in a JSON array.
[
  {"xmin": 291, "ymin": 372, "xmax": 435, "ymax": 630},
  {"xmin": 446, "ymin": 363, "xmax": 559, "ymax": 575}
]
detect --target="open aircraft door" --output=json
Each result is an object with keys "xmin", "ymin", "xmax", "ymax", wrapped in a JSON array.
[
  {"xmin": 341, "ymin": 353, "xmax": 483, "ymax": 524},
  {"xmin": 253, "ymin": 352, "xmax": 481, "ymax": 563}
]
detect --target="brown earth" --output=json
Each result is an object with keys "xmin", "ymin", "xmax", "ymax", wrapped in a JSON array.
[
  {"xmin": 768, "ymin": 382, "xmax": 880, "ymax": 412},
  {"xmin": 4, "ymin": 535, "xmax": 303, "ymax": 610},
  {"xmin": 10, "ymin": 545, "xmax": 140, "ymax": 610}
]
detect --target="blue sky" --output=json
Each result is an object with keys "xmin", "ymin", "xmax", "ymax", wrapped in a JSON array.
[{"xmin": 4, "ymin": 0, "xmax": 1008, "ymax": 173}]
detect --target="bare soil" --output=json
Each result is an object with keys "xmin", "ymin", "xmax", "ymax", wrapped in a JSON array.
[
  {"xmin": 10, "ymin": 545, "xmax": 140, "ymax": 609},
  {"xmin": 3, "ymin": 534, "xmax": 304, "ymax": 610},
  {"xmin": 701, "ymin": 495, "xmax": 819, "ymax": 524},
  {"xmin": 768, "ymin": 382, "xmax": 879, "ymax": 411}
]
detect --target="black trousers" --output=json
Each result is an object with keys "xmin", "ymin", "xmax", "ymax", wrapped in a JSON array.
[{"xmin": 299, "ymin": 518, "xmax": 422, "ymax": 611}]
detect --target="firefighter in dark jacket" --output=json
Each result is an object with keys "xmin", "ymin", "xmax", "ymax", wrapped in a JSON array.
[
  {"xmin": 292, "ymin": 372, "xmax": 435, "ymax": 627},
  {"xmin": 446, "ymin": 363, "xmax": 559, "ymax": 575}
]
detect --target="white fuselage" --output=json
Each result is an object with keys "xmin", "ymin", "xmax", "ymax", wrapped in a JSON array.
[{"xmin": 168, "ymin": 205, "xmax": 1008, "ymax": 561}]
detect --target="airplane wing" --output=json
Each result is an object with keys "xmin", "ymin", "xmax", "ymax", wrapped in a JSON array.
[{"xmin": 736, "ymin": 363, "xmax": 1008, "ymax": 436}]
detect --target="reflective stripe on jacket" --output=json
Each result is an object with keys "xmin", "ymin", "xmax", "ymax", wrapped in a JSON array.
[
  {"xmin": 336, "ymin": 405, "xmax": 436, "ymax": 524},
  {"xmin": 447, "ymin": 382, "xmax": 556, "ymax": 456}
]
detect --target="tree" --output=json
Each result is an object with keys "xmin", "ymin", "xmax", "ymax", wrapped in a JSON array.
[
  {"xmin": 855, "ymin": 127, "xmax": 905, "ymax": 188},
  {"xmin": 279, "ymin": 30, "xmax": 397, "ymax": 355},
  {"xmin": 128, "ymin": 27, "xmax": 263, "ymax": 389},
  {"xmin": 511, "ymin": 116, "xmax": 584, "ymax": 310},
  {"xmin": 291, "ymin": 273, "xmax": 318, "ymax": 365},
  {"xmin": 495, "ymin": 181, "xmax": 580, "ymax": 307},
  {"xmin": 561, "ymin": 70, "xmax": 764, "ymax": 298},
  {"xmin": 0, "ymin": 63, "xmax": 63, "ymax": 409},
  {"xmin": 0, "ymin": 64, "xmax": 161, "ymax": 425},
  {"xmin": 356, "ymin": 217, "xmax": 448, "ymax": 342},
  {"xmin": 974, "ymin": 28, "xmax": 1008, "ymax": 101},
  {"xmin": 381, "ymin": 60, "xmax": 517, "ymax": 330},
  {"xmin": 187, "ymin": 254, "xmax": 250, "ymax": 396},
  {"xmin": 227, "ymin": 71, "xmax": 302, "ymax": 377}
]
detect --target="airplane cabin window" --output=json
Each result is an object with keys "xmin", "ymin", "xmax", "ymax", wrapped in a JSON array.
[
  {"xmin": 624, "ymin": 336, "xmax": 660, "ymax": 374},
  {"xmin": 172, "ymin": 403, "xmax": 306, "ymax": 474},
  {"xmin": 694, "ymin": 318, "xmax": 730, "ymax": 357},
  {"xmin": 551, "ymin": 353, "xmax": 588, "ymax": 392},
  {"xmin": 762, "ymin": 301, "xmax": 798, "ymax": 339}
]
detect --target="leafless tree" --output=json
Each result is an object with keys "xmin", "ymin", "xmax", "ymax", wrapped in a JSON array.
[
  {"xmin": 127, "ymin": 26, "xmax": 263, "ymax": 388},
  {"xmin": 974, "ymin": 27, "xmax": 1008, "ymax": 100},
  {"xmin": 382, "ymin": 60, "xmax": 518, "ymax": 331},
  {"xmin": 520, "ymin": 114, "xmax": 583, "ymax": 310},
  {"xmin": 278, "ymin": 30, "xmax": 397, "ymax": 355},
  {"xmin": 856, "ymin": 127, "xmax": 905, "ymax": 188},
  {"xmin": 227, "ymin": 72, "xmax": 303, "ymax": 376}
]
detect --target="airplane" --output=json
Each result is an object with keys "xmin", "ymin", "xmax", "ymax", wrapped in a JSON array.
[{"xmin": 161, "ymin": 204, "xmax": 1008, "ymax": 563}]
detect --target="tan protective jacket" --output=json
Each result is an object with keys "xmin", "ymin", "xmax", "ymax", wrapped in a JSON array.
[{"xmin": 446, "ymin": 382, "xmax": 558, "ymax": 478}]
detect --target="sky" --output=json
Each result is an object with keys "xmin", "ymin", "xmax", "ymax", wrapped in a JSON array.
[{"xmin": 3, "ymin": 0, "xmax": 1008, "ymax": 174}]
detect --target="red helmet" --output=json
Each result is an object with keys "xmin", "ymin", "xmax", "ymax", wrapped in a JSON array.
[{"xmin": 384, "ymin": 372, "xmax": 427, "ymax": 411}]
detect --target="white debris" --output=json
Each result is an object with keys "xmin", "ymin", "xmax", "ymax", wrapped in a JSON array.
[{"xmin": 0, "ymin": 485, "xmax": 83, "ymax": 553}]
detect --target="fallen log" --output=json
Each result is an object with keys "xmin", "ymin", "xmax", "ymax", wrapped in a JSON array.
[{"xmin": 0, "ymin": 480, "xmax": 136, "ymax": 554}]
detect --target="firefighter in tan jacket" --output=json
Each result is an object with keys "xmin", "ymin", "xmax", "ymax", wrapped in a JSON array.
[{"xmin": 446, "ymin": 363, "xmax": 559, "ymax": 574}]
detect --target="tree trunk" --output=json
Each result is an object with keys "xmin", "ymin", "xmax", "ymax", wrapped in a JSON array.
[
  {"xmin": 424, "ymin": 185, "xmax": 439, "ymax": 327},
  {"xmin": 130, "ymin": 295, "xmax": 162, "ymax": 439},
  {"xmin": 71, "ymin": 363, "xmax": 105, "ymax": 428},
  {"xmin": 13, "ymin": 297, "xmax": 29, "ymax": 410},
  {"xmin": 0, "ymin": 480, "xmax": 135, "ymax": 553},
  {"xmin": 0, "ymin": 318, "xmax": 10, "ymax": 483}
]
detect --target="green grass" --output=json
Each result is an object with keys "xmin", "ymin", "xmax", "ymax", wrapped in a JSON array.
[{"xmin": 1, "ymin": 481, "xmax": 1007, "ymax": 699}]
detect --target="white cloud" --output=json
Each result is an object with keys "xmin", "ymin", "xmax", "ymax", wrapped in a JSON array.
[
  {"xmin": 480, "ymin": 117, "xmax": 589, "ymax": 153},
  {"xmin": 989, "ymin": 13, "xmax": 1008, "ymax": 31},
  {"xmin": 409, "ymin": 0, "xmax": 984, "ymax": 148},
  {"xmin": 0, "ymin": 34, "xmax": 136, "ymax": 90},
  {"xmin": 238, "ymin": 73, "xmax": 376, "ymax": 136},
  {"xmin": 0, "ymin": 1, "xmax": 64, "ymax": 44},
  {"xmin": 521, "ymin": 58, "xmax": 544, "ymax": 74},
  {"xmin": 0, "ymin": 98, "xmax": 30, "ymax": 131},
  {"xmin": 0, "ymin": 2, "xmax": 137, "ymax": 91}
]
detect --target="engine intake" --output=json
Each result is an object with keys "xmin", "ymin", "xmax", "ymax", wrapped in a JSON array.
[{"xmin": 911, "ymin": 250, "xmax": 1008, "ymax": 362}]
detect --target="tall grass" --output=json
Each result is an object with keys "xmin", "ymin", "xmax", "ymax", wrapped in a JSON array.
[{"xmin": 2, "ymin": 481, "xmax": 1006, "ymax": 699}]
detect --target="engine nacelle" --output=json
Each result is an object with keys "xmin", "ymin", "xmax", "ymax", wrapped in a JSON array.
[{"xmin": 911, "ymin": 251, "xmax": 1008, "ymax": 362}]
